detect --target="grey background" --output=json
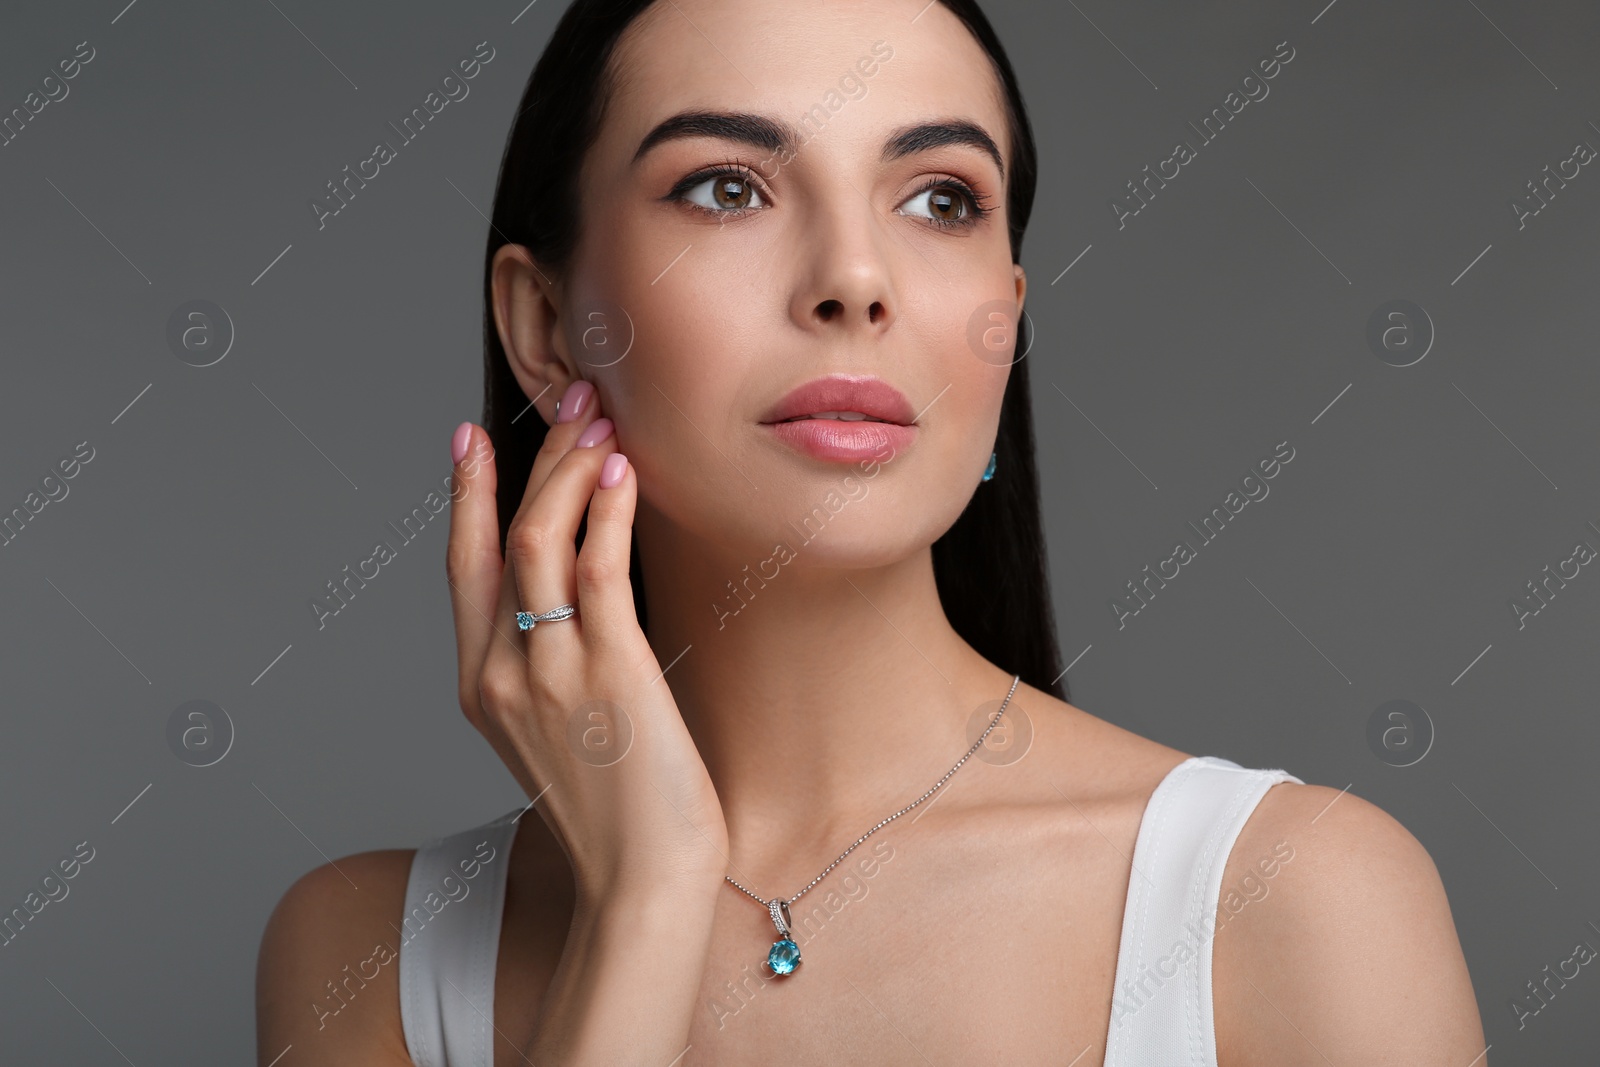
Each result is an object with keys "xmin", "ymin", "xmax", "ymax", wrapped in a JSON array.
[{"xmin": 2, "ymin": 0, "xmax": 1596, "ymax": 1061}]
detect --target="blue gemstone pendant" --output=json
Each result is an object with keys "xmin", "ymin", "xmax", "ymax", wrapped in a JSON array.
[
  {"xmin": 765, "ymin": 899, "xmax": 801, "ymax": 975},
  {"xmin": 981, "ymin": 451, "xmax": 997, "ymax": 482},
  {"xmin": 768, "ymin": 937, "xmax": 801, "ymax": 975}
]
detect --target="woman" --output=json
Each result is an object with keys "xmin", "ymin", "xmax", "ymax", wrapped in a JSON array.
[{"xmin": 256, "ymin": 0, "xmax": 1487, "ymax": 1063}]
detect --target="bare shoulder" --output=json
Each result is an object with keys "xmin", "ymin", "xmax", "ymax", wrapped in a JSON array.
[
  {"xmin": 976, "ymin": 678, "xmax": 1203, "ymax": 856},
  {"xmin": 256, "ymin": 849, "xmax": 417, "ymax": 1066},
  {"xmin": 1213, "ymin": 780, "xmax": 1488, "ymax": 1066},
  {"xmin": 1011, "ymin": 679, "xmax": 1195, "ymax": 790}
]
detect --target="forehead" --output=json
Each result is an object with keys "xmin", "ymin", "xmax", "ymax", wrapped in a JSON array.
[{"xmin": 600, "ymin": 0, "xmax": 1010, "ymax": 170}]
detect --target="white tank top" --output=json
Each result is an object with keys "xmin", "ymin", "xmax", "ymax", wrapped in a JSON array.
[{"xmin": 397, "ymin": 754, "xmax": 1301, "ymax": 1066}]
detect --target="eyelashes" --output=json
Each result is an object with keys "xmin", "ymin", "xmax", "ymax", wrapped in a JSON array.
[{"xmin": 664, "ymin": 159, "xmax": 995, "ymax": 231}]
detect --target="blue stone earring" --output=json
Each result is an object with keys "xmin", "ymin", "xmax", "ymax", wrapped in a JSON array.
[{"xmin": 982, "ymin": 452, "xmax": 997, "ymax": 482}]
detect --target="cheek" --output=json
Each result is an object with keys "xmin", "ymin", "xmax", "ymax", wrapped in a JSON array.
[
  {"xmin": 566, "ymin": 280, "xmax": 756, "ymax": 492},
  {"xmin": 907, "ymin": 292, "xmax": 1014, "ymax": 462},
  {"xmin": 940, "ymin": 362, "xmax": 1010, "ymax": 485}
]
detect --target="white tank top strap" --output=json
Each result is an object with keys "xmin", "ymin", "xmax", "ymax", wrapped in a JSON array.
[
  {"xmin": 398, "ymin": 806, "xmax": 523, "ymax": 1067},
  {"xmin": 1102, "ymin": 755, "xmax": 1304, "ymax": 1067}
]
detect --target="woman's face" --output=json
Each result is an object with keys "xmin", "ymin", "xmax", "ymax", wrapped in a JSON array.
[{"xmin": 549, "ymin": 0, "xmax": 1023, "ymax": 566}]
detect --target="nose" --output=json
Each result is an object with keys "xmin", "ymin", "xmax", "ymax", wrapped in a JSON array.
[{"xmin": 789, "ymin": 197, "xmax": 898, "ymax": 336}]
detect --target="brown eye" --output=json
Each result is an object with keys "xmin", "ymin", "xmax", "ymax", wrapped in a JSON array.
[
  {"xmin": 927, "ymin": 186, "xmax": 965, "ymax": 222},
  {"xmin": 680, "ymin": 171, "xmax": 766, "ymax": 213},
  {"xmin": 897, "ymin": 178, "xmax": 991, "ymax": 230},
  {"xmin": 900, "ymin": 182, "xmax": 968, "ymax": 223},
  {"xmin": 712, "ymin": 177, "xmax": 754, "ymax": 209}
]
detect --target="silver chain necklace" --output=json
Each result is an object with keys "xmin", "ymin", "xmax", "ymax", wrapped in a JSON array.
[{"xmin": 723, "ymin": 673, "xmax": 1022, "ymax": 977}]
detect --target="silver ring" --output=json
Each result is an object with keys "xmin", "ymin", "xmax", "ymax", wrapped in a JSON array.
[{"xmin": 516, "ymin": 603, "xmax": 576, "ymax": 631}]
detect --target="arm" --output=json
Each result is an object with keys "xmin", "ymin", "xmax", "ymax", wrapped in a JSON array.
[
  {"xmin": 528, "ymin": 876, "xmax": 724, "ymax": 1064},
  {"xmin": 1213, "ymin": 782, "xmax": 1488, "ymax": 1066}
]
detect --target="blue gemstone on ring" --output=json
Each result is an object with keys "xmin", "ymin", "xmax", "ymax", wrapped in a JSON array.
[
  {"xmin": 516, "ymin": 612, "xmax": 535, "ymax": 631},
  {"xmin": 767, "ymin": 938, "xmax": 801, "ymax": 975}
]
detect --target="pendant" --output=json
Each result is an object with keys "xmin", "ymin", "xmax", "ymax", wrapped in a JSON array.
[{"xmin": 765, "ymin": 898, "xmax": 801, "ymax": 976}]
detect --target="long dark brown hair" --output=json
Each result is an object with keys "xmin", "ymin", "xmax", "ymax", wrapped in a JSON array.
[{"xmin": 479, "ymin": 0, "xmax": 1067, "ymax": 702}]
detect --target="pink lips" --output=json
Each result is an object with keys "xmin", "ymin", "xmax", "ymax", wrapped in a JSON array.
[
  {"xmin": 759, "ymin": 374, "xmax": 918, "ymax": 463},
  {"xmin": 765, "ymin": 418, "xmax": 915, "ymax": 462}
]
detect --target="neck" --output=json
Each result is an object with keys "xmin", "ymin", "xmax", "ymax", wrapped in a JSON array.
[{"xmin": 634, "ymin": 500, "xmax": 1016, "ymax": 896}]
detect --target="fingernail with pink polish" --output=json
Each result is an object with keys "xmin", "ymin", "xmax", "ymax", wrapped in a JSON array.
[
  {"xmin": 575, "ymin": 417, "xmax": 614, "ymax": 449},
  {"xmin": 557, "ymin": 380, "xmax": 595, "ymax": 424},
  {"xmin": 599, "ymin": 452, "xmax": 628, "ymax": 489},
  {"xmin": 451, "ymin": 421, "xmax": 473, "ymax": 465}
]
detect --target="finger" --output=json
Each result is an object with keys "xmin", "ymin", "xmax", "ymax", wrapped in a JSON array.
[
  {"xmin": 502, "ymin": 379, "xmax": 605, "ymax": 556},
  {"xmin": 485, "ymin": 381, "xmax": 605, "ymax": 684},
  {"xmin": 502, "ymin": 417, "xmax": 619, "ymax": 663},
  {"xmin": 573, "ymin": 451, "xmax": 639, "ymax": 645},
  {"xmin": 444, "ymin": 422, "xmax": 502, "ymax": 725}
]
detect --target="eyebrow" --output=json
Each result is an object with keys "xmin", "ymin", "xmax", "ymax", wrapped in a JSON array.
[{"xmin": 631, "ymin": 109, "xmax": 1005, "ymax": 181}]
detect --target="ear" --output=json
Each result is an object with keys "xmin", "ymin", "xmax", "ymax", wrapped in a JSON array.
[
  {"xmin": 490, "ymin": 244, "xmax": 578, "ymax": 427},
  {"xmin": 1013, "ymin": 262, "xmax": 1027, "ymax": 316}
]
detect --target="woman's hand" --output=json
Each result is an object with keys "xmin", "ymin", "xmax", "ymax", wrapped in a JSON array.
[{"xmin": 444, "ymin": 381, "xmax": 729, "ymax": 902}]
